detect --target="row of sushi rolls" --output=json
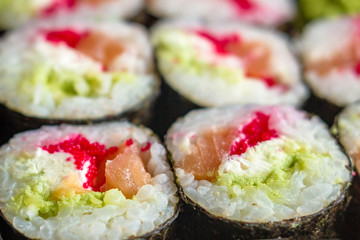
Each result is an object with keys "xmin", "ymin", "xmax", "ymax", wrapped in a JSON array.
[{"xmin": 1, "ymin": 0, "xmax": 360, "ymax": 239}]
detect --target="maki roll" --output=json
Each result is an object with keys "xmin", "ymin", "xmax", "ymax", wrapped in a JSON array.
[
  {"xmin": 0, "ymin": 0, "xmax": 144, "ymax": 29},
  {"xmin": 146, "ymin": 0, "xmax": 296, "ymax": 28},
  {"xmin": 298, "ymin": 16, "xmax": 360, "ymax": 108},
  {"xmin": 0, "ymin": 19, "xmax": 158, "ymax": 130},
  {"xmin": 333, "ymin": 101, "xmax": 360, "ymax": 172},
  {"xmin": 298, "ymin": 0, "xmax": 360, "ymax": 23},
  {"xmin": 166, "ymin": 105, "xmax": 351, "ymax": 239},
  {"xmin": 151, "ymin": 20, "xmax": 308, "ymax": 107},
  {"xmin": 0, "ymin": 122, "xmax": 179, "ymax": 239}
]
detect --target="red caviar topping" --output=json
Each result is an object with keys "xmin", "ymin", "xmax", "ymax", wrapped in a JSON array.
[
  {"xmin": 41, "ymin": 0, "xmax": 77, "ymax": 17},
  {"xmin": 355, "ymin": 62, "xmax": 360, "ymax": 76},
  {"xmin": 126, "ymin": 138, "xmax": 134, "ymax": 146},
  {"xmin": 194, "ymin": 30, "xmax": 287, "ymax": 89},
  {"xmin": 141, "ymin": 142, "xmax": 151, "ymax": 152},
  {"xmin": 230, "ymin": 112, "xmax": 278, "ymax": 155},
  {"xmin": 195, "ymin": 30, "xmax": 241, "ymax": 55},
  {"xmin": 42, "ymin": 134, "xmax": 118, "ymax": 190},
  {"xmin": 229, "ymin": 0, "xmax": 255, "ymax": 11},
  {"xmin": 44, "ymin": 29, "xmax": 88, "ymax": 48}
]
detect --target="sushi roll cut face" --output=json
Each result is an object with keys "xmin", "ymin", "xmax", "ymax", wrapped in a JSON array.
[
  {"xmin": 166, "ymin": 105, "xmax": 351, "ymax": 223},
  {"xmin": 334, "ymin": 102, "xmax": 360, "ymax": 172},
  {"xmin": 152, "ymin": 20, "xmax": 308, "ymax": 107},
  {"xmin": 299, "ymin": 16, "xmax": 360, "ymax": 107},
  {"xmin": 146, "ymin": 0, "xmax": 295, "ymax": 27},
  {"xmin": 0, "ymin": 0, "xmax": 144, "ymax": 29},
  {"xmin": 0, "ymin": 19, "xmax": 157, "ymax": 120},
  {"xmin": 0, "ymin": 122, "xmax": 178, "ymax": 239}
]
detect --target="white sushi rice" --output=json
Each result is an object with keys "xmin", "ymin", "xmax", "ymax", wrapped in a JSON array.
[
  {"xmin": 146, "ymin": 0, "xmax": 295, "ymax": 27},
  {"xmin": 0, "ymin": 0, "xmax": 144, "ymax": 29},
  {"xmin": 151, "ymin": 19, "xmax": 308, "ymax": 107},
  {"xmin": 334, "ymin": 102, "xmax": 360, "ymax": 171},
  {"xmin": 166, "ymin": 105, "xmax": 350, "ymax": 223},
  {"xmin": 0, "ymin": 18, "xmax": 157, "ymax": 120},
  {"xmin": 298, "ymin": 16, "xmax": 360, "ymax": 107},
  {"xmin": 0, "ymin": 122, "xmax": 178, "ymax": 240}
]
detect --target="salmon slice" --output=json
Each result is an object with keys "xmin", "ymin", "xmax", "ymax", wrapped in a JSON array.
[
  {"xmin": 52, "ymin": 173, "xmax": 90, "ymax": 200},
  {"xmin": 176, "ymin": 127, "xmax": 237, "ymax": 181},
  {"xmin": 75, "ymin": 31, "xmax": 124, "ymax": 70},
  {"xmin": 306, "ymin": 39, "xmax": 360, "ymax": 76},
  {"xmin": 195, "ymin": 30, "xmax": 276, "ymax": 84},
  {"xmin": 225, "ymin": 41, "xmax": 272, "ymax": 79},
  {"xmin": 101, "ymin": 141, "xmax": 152, "ymax": 198}
]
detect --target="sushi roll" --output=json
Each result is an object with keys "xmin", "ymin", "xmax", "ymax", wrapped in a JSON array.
[
  {"xmin": 166, "ymin": 105, "xmax": 351, "ymax": 239},
  {"xmin": 0, "ymin": 0, "xmax": 144, "ymax": 29},
  {"xmin": 146, "ymin": 0, "xmax": 296, "ymax": 28},
  {"xmin": 151, "ymin": 19, "xmax": 308, "ymax": 108},
  {"xmin": 333, "ymin": 101, "xmax": 360, "ymax": 172},
  {"xmin": 298, "ymin": 0, "xmax": 360, "ymax": 23},
  {"xmin": 0, "ymin": 122, "xmax": 179, "ymax": 239},
  {"xmin": 298, "ymin": 16, "xmax": 360, "ymax": 108},
  {"xmin": 0, "ymin": 19, "xmax": 158, "ymax": 131}
]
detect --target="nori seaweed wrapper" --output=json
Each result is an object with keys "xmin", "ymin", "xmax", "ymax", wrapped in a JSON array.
[
  {"xmin": 303, "ymin": 93, "xmax": 342, "ymax": 127},
  {"xmin": 0, "ymin": 122, "xmax": 179, "ymax": 240},
  {"xmin": 0, "ymin": 73, "xmax": 160, "ymax": 144},
  {"xmin": 149, "ymin": 80, "xmax": 201, "ymax": 140},
  {"xmin": 0, "ymin": 204, "xmax": 180, "ymax": 240},
  {"xmin": 166, "ymin": 105, "xmax": 353, "ymax": 239},
  {"xmin": 174, "ymin": 172, "xmax": 352, "ymax": 240}
]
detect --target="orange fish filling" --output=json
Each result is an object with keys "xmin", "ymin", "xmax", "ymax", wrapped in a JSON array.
[
  {"xmin": 305, "ymin": 38, "xmax": 360, "ymax": 77},
  {"xmin": 44, "ymin": 136, "xmax": 152, "ymax": 199},
  {"xmin": 44, "ymin": 29, "xmax": 124, "ymax": 71},
  {"xmin": 175, "ymin": 112, "xmax": 279, "ymax": 182},
  {"xmin": 100, "ymin": 140, "xmax": 152, "ymax": 198},
  {"xmin": 194, "ymin": 30, "xmax": 283, "ymax": 88},
  {"xmin": 175, "ymin": 127, "xmax": 238, "ymax": 181}
]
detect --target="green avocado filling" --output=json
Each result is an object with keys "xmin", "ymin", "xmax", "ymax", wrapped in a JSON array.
[
  {"xmin": 9, "ymin": 179, "xmax": 126, "ymax": 219},
  {"xmin": 0, "ymin": 1, "xmax": 33, "ymax": 16},
  {"xmin": 299, "ymin": 0, "xmax": 360, "ymax": 21},
  {"xmin": 216, "ymin": 140, "xmax": 329, "ymax": 200},
  {"xmin": 154, "ymin": 30, "xmax": 244, "ymax": 85},
  {"xmin": 19, "ymin": 65, "xmax": 135, "ymax": 106}
]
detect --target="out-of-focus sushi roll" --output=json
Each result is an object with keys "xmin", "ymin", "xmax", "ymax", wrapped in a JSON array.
[
  {"xmin": 166, "ymin": 105, "xmax": 351, "ymax": 239},
  {"xmin": 333, "ymin": 101, "xmax": 360, "ymax": 172},
  {"xmin": 0, "ymin": 19, "xmax": 158, "ymax": 130},
  {"xmin": 0, "ymin": 0, "xmax": 144, "ymax": 29},
  {"xmin": 298, "ymin": 0, "xmax": 360, "ymax": 23},
  {"xmin": 151, "ymin": 20, "xmax": 308, "ymax": 107},
  {"xmin": 0, "ymin": 122, "xmax": 179, "ymax": 240},
  {"xmin": 298, "ymin": 16, "xmax": 360, "ymax": 108},
  {"xmin": 146, "ymin": 0, "xmax": 296, "ymax": 28}
]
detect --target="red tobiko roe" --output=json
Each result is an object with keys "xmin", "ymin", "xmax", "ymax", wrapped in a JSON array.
[
  {"xmin": 42, "ymin": 134, "xmax": 118, "ymax": 191},
  {"xmin": 141, "ymin": 142, "xmax": 151, "ymax": 152},
  {"xmin": 44, "ymin": 29, "xmax": 88, "ymax": 48},
  {"xmin": 355, "ymin": 62, "xmax": 360, "ymax": 76},
  {"xmin": 194, "ymin": 30, "xmax": 286, "ymax": 89},
  {"xmin": 230, "ymin": 112, "xmax": 278, "ymax": 155},
  {"xmin": 229, "ymin": 0, "xmax": 256, "ymax": 11},
  {"xmin": 125, "ymin": 138, "xmax": 134, "ymax": 146},
  {"xmin": 41, "ymin": 0, "xmax": 77, "ymax": 17},
  {"xmin": 195, "ymin": 30, "xmax": 241, "ymax": 55}
]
